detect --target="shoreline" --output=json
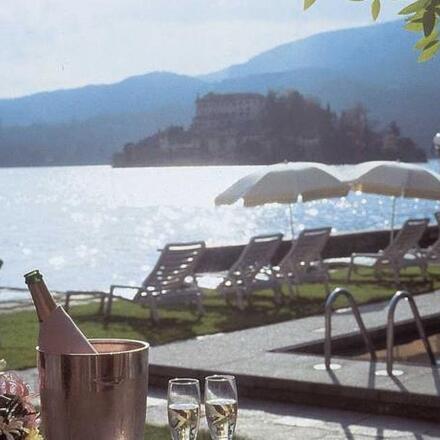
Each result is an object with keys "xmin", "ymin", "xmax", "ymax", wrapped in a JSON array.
[
  {"xmin": 2, "ymin": 224, "xmax": 438, "ymax": 305},
  {"xmin": 0, "ymin": 159, "xmax": 433, "ymax": 170}
]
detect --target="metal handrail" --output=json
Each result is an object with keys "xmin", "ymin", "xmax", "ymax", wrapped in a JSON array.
[
  {"xmin": 325, "ymin": 288, "xmax": 376, "ymax": 369},
  {"xmin": 386, "ymin": 290, "xmax": 436, "ymax": 375}
]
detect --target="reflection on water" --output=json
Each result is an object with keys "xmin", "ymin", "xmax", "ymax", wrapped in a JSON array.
[
  {"xmin": 1, "ymin": 163, "xmax": 440, "ymax": 297},
  {"xmin": 357, "ymin": 333, "xmax": 440, "ymax": 367}
]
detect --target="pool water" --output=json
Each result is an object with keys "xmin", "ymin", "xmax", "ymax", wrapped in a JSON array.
[
  {"xmin": 356, "ymin": 332, "xmax": 440, "ymax": 366},
  {"xmin": 279, "ymin": 315, "xmax": 440, "ymax": 367}
]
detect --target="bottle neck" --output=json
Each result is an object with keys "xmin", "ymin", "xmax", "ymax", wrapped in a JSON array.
[{"xmin": 25, "ymin": 270, "xmax": 57, "ymax": 322}]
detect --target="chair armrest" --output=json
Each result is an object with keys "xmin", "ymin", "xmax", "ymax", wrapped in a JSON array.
[
  {"xmin": 193, "ymin": 274, "xmax": 206, "ymax": 285},
  {"xmin": 109, "ymin": 284, "xmax": 144, "ymax": 297},
  {"xmin": 351, "ymin": 253, "xmax": 381, "ymax": 259}
]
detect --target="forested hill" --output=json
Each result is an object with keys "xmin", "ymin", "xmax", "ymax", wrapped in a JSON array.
[{"xmin": 113, "ymin": 90, "xmax": 426, "ymax": 167}]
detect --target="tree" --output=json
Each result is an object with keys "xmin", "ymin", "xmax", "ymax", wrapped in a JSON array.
[{"xmin": 303, "ymin": 0, "xmax": 440, "ymax": 61}]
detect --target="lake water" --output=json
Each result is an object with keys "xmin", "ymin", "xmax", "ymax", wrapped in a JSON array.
[{"xmin": 1, "ymin": 163, "xmax": 440, "ymax": 302}]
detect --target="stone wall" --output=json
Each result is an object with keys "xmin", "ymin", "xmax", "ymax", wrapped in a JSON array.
[{"xmin": 196, "ymin": 225, "xmax": 439, "ymax": 272}]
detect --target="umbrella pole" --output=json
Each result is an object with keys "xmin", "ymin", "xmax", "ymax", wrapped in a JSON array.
[
  {"xmin": 390, "ymin": 196, "xmax": 397, "ymax": 244},
  {"xmin": 288, "ymin": 203, "xmax": 294, "ymax": 238}
]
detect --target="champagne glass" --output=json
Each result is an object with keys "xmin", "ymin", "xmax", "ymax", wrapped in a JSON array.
[
  {"xmin": 204, "ymin": 375, "xmax": 238, "ymax": 440},
  {"xmin": 168, "ymin": 378, "xmax": 201, "ymax": 440}
]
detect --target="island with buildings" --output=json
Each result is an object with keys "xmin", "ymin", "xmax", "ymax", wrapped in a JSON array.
[{"xmin": 112, "ymin": 91, "xmax": 426, "ymax": 167}]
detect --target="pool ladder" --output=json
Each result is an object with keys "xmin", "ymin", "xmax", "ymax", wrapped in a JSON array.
[
  {"xmin": 324, "ymin": 288, "xmax": 376, "ymax": 369},
  {"xmin": 324, "ymin": 288, "xmax": 436, "ymax": 375},
  {"xmin": 386, "ymin": 290, "xmax": 436, "ymax": 375}
]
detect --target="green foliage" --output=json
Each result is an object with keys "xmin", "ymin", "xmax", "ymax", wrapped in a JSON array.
[
  {"xmin": 259, "ymin": 91, "xmax": 425, "ymax": 164},
  {"xmin": 303, "ymin": 0, "xmax": 440, "ymax": 61}
]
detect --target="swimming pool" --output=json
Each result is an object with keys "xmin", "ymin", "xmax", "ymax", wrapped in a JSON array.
[{"xmin": 275, "ymin": 314, "xmax": 440, "ymax": 367}]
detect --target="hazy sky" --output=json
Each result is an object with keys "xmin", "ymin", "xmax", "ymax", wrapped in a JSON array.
[{"xmin": 0, "ymin": 0, "xmax": 406, "ymax": 98}]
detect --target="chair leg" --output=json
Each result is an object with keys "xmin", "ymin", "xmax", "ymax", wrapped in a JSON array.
[
  {"xmin": 290, "ymin": 283, "xmax": 301, "ymax": 302},
  {"xmin": 220, "ymin": 283, "xmax": 234, "ymax": 307},
  {"xmin": 347, "ymin": 256, "xmax": 354, "ymax": 281},
  {"xmin": 224, "ymin": 292, "xmax": 234, "ymax": 307},
  {"xmin": 235, "ymin": 288, "xmax": 246, "ymax": 311},
  {"xmin": 98, "ymin": 293, "xmax": 106, "ymax": 314},
  {"xmin": 374, "ymin": 267, "xmax": 381, "ymax": 280},
  {"xmin": 273, "ymin": 284, "xmax": 284, "ymax": 305},
  {"xmin": 104, "ymin": 292, "xmax": 114, "ymax": 323},
  {"xmin": 392, "ymin": 266, "xmax": 400, "ymax": 286},
  {"xmin": 150, "ymin": 298, "xmax": 160, "ymax": 323},
  {"xmin": 64, "ymin": 292, "xmax": 71, "ymax": 313},
  {"xmin": 246, "ymin": 291, "xmax": 254, "ymax": 308},
  {"xmin": 420, "ymin": 261, "xmax": 428, "ymax": 281},
  {"xmin": 324, "ymin": 278, "xmax": 330, "ymax": 295},
  {"xmin": 283, "ymin": 275, "xmax": 295, "ymax": 301},
  {"xmin": 196, "ymin": 293, "xmax": 205, "ymax": 317}
]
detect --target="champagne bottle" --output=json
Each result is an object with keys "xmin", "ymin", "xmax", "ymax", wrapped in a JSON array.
[{"xmin": 24, "ymin": 270, "xmax": 97, "ymax": 354}]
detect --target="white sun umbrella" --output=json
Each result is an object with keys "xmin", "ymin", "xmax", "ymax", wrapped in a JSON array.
[
  {"xmin": 347, "ymin": 161, "xmax": 440, "ymax": 242},
  {"xmin": 215, "ymin": 162, "xmax": 349, "ymax": 237}
]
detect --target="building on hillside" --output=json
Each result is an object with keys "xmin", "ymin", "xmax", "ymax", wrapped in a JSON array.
[{"xmin": 191, "ymin": 93, "xmax": 266, "ymax": 134}]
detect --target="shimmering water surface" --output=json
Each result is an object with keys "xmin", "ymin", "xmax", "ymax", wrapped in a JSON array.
[{"xmin": 2, "ymin": 163, "xmax": 440, "ymax": 301}]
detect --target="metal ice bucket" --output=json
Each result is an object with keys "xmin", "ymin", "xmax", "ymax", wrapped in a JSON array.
[{"xmin": 37, "ymin": 339, "xmax": 149, "ymax": 440}]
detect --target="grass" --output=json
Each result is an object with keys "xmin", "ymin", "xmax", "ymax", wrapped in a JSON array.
[
  {"xmin": 144, "ymin": 425, "xmax": 246, "ymax": 439},
  {"xmin": 1, "ymin": 266, "xmax": 439, "ymax": 370}
]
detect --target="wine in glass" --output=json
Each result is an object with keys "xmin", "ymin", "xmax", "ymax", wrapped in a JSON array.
[
  {"xmin": 168, "ymin": 378, "xmax": 201, "ymax": 440},
  {"xmin": 205, "ymin": 375, "xmax": 238, "ymax": 440}
]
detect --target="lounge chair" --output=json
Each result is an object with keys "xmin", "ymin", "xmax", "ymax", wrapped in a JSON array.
[
  {"xmin": 347, "ymin": 218, "xmax": 429, "ymax": 285},
  {"xmin": 216, "ymin": 233, "xmax": 284, "ymax": 310},
  {"xmin": 275, "ymin": 227, "xmax": 331, "ymax": 299},
  {"xmin": 104, "ymin": 241, "xmax": 206, "ymax": 323},
  {"xmin": 415, "ymin": 212, "xmax": 440, "ymax": 265}
]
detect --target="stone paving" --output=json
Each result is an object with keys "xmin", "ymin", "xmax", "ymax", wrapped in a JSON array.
[
  {"xmin": 146, "ymin": 386, "xmax": 440, "ymax": 439},
  {"xmin": 19, "ymin": 366, "xmax": 440, "ymax": 440}
]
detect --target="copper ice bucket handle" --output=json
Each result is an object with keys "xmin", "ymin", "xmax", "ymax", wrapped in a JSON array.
[{"xmin": 37, "ymin": 339, "xmax": 149, "ymax": 440}]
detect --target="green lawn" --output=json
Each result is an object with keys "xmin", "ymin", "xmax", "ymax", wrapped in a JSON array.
[{"xmin": 1, "ymin": 267, "xmax": 439, "ymax": 370}]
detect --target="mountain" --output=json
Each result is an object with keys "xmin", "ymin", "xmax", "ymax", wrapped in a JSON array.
[
  {"xmin": 0, "ymin": 106, "xmax": 194, "ymax": 166},
  {"xmin": 0, "ymin": 20, "xmax": 438, "ymax": 166},
  {"xmin": 202, "ymin": 21, "xmax": 440, "ymax": 88},
  {"xmin": 0, "ymin": 72, "xmax": 206, "ymax": 127},
  {"xmin": 0, "ymin": 72, "xmax": 207, "ymax": 166}
]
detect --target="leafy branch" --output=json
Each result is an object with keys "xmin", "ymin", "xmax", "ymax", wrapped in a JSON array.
[{"xmin": 303, "ymin": 0, "xmax": 440, "ymax": 61}]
